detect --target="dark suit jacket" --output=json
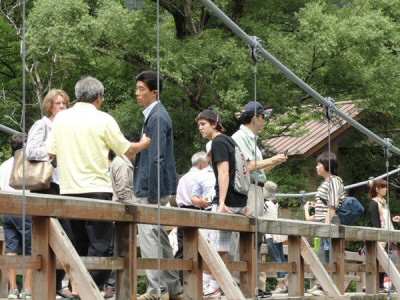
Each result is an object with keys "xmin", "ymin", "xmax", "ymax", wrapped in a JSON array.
[{"xmin": 134, "ymin": 102, "xmax": 177, "ymax": 203}]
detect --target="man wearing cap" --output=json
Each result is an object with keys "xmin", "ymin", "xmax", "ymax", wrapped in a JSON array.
[
  {"xmin": 196, "ymin": 109, "xmax": 247, "ymax": 298},
  {"xmin": 231, "ymin": 100, "xmax": 287, "ymax": 294}
]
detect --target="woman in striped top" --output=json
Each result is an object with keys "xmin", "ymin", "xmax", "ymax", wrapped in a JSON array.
[{"xmin": 304, "ymin": 152, "xmax": 346, "ymax": 296}]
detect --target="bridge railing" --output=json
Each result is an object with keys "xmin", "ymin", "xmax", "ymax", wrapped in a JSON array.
[{"xmin": 0, "ymin": 191, "xmax": 399, "ymax": 299}]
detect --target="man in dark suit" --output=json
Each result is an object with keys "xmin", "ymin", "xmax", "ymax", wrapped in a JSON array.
[{"xmin": 133, "ymin": 70, "xmax": 183, "ymax": 300}]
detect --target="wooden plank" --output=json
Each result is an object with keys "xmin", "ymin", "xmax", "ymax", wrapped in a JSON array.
[
  {"xmin": 32, "ymin": 217, "xmax": 55, "ymax": 300},
  {"xmin": 259, "ymin": 218, "xmax": 343, "ymax": 238},
  {"xmin": 198, "ymin": 231, "xmax": 245, "ymax": 300},
  {"xmin": 365, "ymin": 241, "xmax": 379, "ymax": 294},
  {"xmin": 49, "ymin": 218, "xmax": 103, "ymax": 300},
  {"xmin": 345, "ymin": 251, "xmax": 365, "ymax": 262},
  {"xmin": 332, "ymin": 238, "xmax": 345, "ymax": 293},
  {"xmin": 128, "ymin": 203, "xmax": 254, "ymax": 232},
  {"xmin": 0, "ymin": 192, "xmax": 132, "ymax": 222},
  {"xmin": 239, "ymin": 232, "xmax": 256, "ymax": 298},
  {"xmin": 300, "ymin": 237, "xmax": 341, "ymax": 297},
  {"xmin": 376, "ymin": 242, "xmax": 400, "ymax": 292},
  {"xmin": 115, "ymin": 222, "xmax": 136, "ymax": 300},
  {"xmin": 183, "ymin": 228, "xmax": 201, "ymax": 299},
  {"xmin": 287, "ymin": 236, "xmax": 304, "ymax": 297},
  {"xmin": 0, "ymin": 255, "xmax": 41, "ymax": 269},
  {"xmin": 345, "ymin": 225, "xmax": 400, "ymax": 242},
  {"xmin": 137, "ymin": 258, "xmax": 193, "ymax": 270}
]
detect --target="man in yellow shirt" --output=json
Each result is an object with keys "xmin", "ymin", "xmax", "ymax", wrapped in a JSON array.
[{"xmin": 47, "ymin": 76, "xmax": 150, "ymax": 293}]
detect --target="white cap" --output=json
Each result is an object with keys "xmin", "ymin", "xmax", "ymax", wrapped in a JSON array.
[{"xmin": 206, "ymin": 141, "xmax": 212, "ymax": 153}]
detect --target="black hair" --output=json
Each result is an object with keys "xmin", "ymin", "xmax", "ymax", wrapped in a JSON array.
[
  {"xmin": 108, "ymin": 132, "xmax": 140, "ymax": 161},
  {"xmin": 240, "ymin": 112, "xmax": 264, "ymax": 125},
  {"xmin": 136, "ymin": 70, "xmax": 163, "ymax": 94},
  {"xmin": 317, "ymin": 152, "xmax": 338, "ymax": 176},
  {"xmin": 11, "ymin": 133, "xmax": 25, "ymax": 156}
]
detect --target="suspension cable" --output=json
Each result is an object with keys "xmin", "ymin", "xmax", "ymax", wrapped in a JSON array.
[
  {"xmin": 249, "ymin": 36, "xmax": 261, "ymax": 299},
  {"xmin": 384, "ymin": 138, "xmax": 392, "ymax": 299},
  {"xmin": 156, "ymin": 0, "xmax": 162, "ymax": 298},
  {"xmin": 21, "ymin": 0, "xmax": 27, "ymax": 298},
  {"xmin": 325, "ymin": 99, "xmax": 334, "ymax": 280}
]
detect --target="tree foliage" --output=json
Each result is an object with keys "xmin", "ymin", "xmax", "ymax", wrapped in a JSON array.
[{"xmin": 0, "ymin": 0, "xmax": 399, "ymax": 181}]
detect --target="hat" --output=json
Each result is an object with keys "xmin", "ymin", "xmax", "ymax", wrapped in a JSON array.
[
  {"xmin": 263, "ymin": 181, "xmax": 277, "ymax": 201},
  {"xmin": 241, "ymin": 101, "xmax": 271, "ymax": 116},
  {"xmin": 197, "ymin": 109, "xmax": 226, "ymax": 132},
  {"xmin": 206, "ymin": 141, "xmax": 212, "ymax": 154}
]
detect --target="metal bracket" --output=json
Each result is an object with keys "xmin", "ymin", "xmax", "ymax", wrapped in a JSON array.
[
  {"xmin": 249, "ymin": 36, "xmax": 262, "ymax": 63},
  {"xmin": 384, "ymin": 138, "xmax": 393, "ymax": 160},
  {"xmin": 300, "ymin": 190, "xmax": 306, "ymax": 205},
  {"xmin": 325, "ymin": 97, "xmax": 335, "ymax": 121}
]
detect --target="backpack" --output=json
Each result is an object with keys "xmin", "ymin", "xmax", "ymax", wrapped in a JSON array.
[
  {"xmin": 336, "ymin": 196, "xmax": 364, "ymax": 225},
  {"xmin": 222, "ymin": 136, "xmax": 251, "ymax": 195}
]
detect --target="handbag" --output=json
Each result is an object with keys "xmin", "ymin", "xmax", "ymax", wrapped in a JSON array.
[{"xmin": 9, "ymin": 149, "xmax": 54, "ymax": 190}]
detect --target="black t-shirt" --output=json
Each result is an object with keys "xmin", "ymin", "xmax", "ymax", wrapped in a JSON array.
[{"xmin": 211, "ymin": 134, "xmax": 247, "ymax": 208}]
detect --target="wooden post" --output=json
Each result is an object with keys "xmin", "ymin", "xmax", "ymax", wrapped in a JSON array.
[
  {"xmin": 376, "ymin": 242, "xmax": 400, "ymax": 292},
  {"xmin": 115, "ymin": 222, "xmax": 137, "ymax": 300},
  {"xmin": 365, "ymin": 241, "xmax": 379, "ymax": 294},
  {"xmin": 288, "ymin": 235, "xmax": 304, "ymax": 297},
  {"xmin": 331, "ymin": 238, "xmax": 345, "ymax": 293},
  {"xmin": 239, "ymin": 232, "xmax": 256, "ymax": 298},
  {"xmin": 183, "ymin": 228, "xmax": 201, "ymax": 299},
  {"xmin": 32, "ymin": 217, "xmax": 55, "ymax": 299},
  {"xmin": 0, "ymin": 227, "xmax": 7, "ymax": 298}
]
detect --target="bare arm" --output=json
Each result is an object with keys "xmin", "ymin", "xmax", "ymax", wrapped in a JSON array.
[
  {"xmin": 247, "ymin": 154, "xmax": 287, "ymax": 172},
  {"xmin": 217, "ymin": 161, "xmax": 232, "ymax": 214}
]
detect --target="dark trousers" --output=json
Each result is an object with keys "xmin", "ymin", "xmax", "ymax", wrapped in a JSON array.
[
  {"xmin": 174, "ymin": 205, "xmax": 200, "ymax": 285},
  {"xmin": 66, "ymin": 192, "xmax": 113, "ymax": 290},
  {"xmin": 34, "ymin": 183, "xmax": 74, "ymax": 291}
]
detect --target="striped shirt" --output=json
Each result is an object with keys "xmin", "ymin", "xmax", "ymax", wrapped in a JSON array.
[{"xmin": 314, "ymin": 176, "xmax": 346, "ymax": 223}]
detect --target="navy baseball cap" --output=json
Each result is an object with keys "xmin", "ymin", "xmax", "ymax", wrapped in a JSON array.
[{"xmin": 241, "ymin": 101, "xmax": 271, "ymax": 116}]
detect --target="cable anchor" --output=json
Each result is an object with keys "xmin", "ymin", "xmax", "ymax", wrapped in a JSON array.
[
  {"xmin": 249, "ymin": 36, "xmax": 262, "ymax": 63},
  {"xmin": 384, "ymin": 138, "xmax": 393, "ymax": 160},
  {"xmin": 325, "ymin": 97, "xmax": 335, "ymax": 121}
]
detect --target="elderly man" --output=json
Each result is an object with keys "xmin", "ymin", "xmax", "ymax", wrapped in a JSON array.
[{"xmin": 47, "ymin": 76, "xmax": 150, "ymax": 293}]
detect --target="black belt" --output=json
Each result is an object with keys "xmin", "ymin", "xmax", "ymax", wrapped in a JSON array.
[{"xmin": 251, "ymin": 181, "xmax": 265, "ymax": 188}]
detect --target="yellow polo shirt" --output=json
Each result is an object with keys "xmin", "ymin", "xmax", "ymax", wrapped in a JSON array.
[{"xmin": 47, "ymin": 102, "xmax": 130, "ymax": 194}]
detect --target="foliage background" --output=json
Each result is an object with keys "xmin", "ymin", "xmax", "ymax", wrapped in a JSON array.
[{"xmin": 1, "ymin": 0, "xmax": 400, "ymax": 289}]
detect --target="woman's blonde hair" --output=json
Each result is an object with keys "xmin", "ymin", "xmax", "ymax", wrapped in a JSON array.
[{"xmin": 42, "ymin": 89, "xmax": 70, "ymax": 117}]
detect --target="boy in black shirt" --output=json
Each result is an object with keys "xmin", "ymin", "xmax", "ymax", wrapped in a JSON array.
[{"xmin": 196, "ymin": 109, "xmax": 247, "ymax": 298}]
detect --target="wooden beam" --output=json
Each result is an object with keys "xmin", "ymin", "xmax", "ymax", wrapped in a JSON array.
[
  {"xmin": 115, "ymin": 222, "xmax": 136, "ymax": 300},
  {"xmin": 183, "ymin": 228, "xmax": 202, "ymax": 299},
  {"xmin": 365, "ymin": 241, "xmax": 379, "ymax": 294},
  {"xmin": 376, "ymin": 242, "xmax": 400, "ymax": 293},
  {"xmin": 32, "ymin": 217, "xmax": 55, "ymax": 300},
  {"xmin": 300, "ymin": 237, "xmax": 341, "ymax": 297},
  {"xmin": 0, "ymin": 192, "xmax": 132, "ymax": 222},
  {"xmin": 127, "ymin": 203, "xmax": 254, "ymax": 232},
  {"xmin": 49, "ymin": 218, "xmax": 103, "ymax": 300},
  {"xmin": 0, "ymin": 255, "xmax": 41, "ymax": 269},
  {"xmin": 287, "ymin": 236, "xmax": 304, "ymax": 297},
  {"xmin": 239, "ymin": 232, "xmax": 256, "ymax": 298},
  {"xmin": 259, "ymin": 218, "xmax": 344, "ymax": 239},
  {"xmin": 332, "ymin": 238, "xmax": 345, "ymax": 293},
  {"xmin": 198, "ymin": 231, "xmax": 245, "ymax": 300}
]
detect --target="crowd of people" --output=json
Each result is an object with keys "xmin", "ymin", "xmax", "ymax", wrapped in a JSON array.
[{"xmin": 0, "ymin": 70, "xmax": 398, "ymax": 299}]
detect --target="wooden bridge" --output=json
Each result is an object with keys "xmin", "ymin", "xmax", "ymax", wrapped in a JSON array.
[{"xmin": 1, "ymin": 191, "xmax": 400, "ymax": 299}]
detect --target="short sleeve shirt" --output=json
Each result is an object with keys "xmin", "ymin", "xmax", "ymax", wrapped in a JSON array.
[
  {"xmin": 211, "ymin": 134, "xmax": 247, "ymax": 208},
  {"xmin": 232, "ymin": 125, "xmax": 266, "ymax": 184},
  {"xmin": 47, "ymin": 102, "xmax": 130, "ymax": 194}
]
